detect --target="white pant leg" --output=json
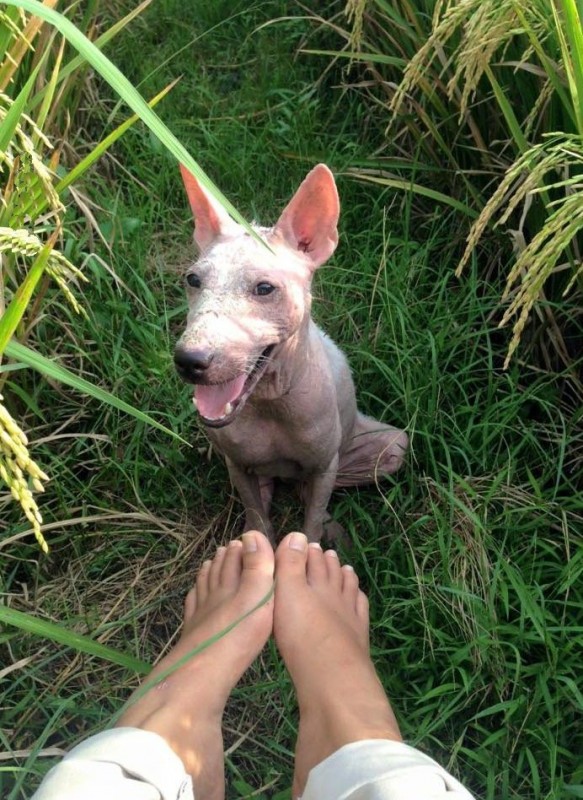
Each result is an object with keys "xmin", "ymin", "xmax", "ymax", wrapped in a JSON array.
[
  {"xmin": 31, "ymin": 731, "xmax": 475, "ymax": 800},
  {"xmin": 301, "ymin": 740, "xmax": 476, "ymax": 800},
  {"xmin": 31, "ymin": 728, "xmax": 194, "ymax": 800}
]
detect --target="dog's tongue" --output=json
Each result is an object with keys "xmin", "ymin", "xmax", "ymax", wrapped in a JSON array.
[{"xmin": 194, "ymin": 374, "xmax": 246, "ymax": 419}]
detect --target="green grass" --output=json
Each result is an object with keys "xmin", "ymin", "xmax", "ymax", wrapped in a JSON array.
[{"xmin": 1, "ymin": 1, "xmax": 582, "ymax": 799}]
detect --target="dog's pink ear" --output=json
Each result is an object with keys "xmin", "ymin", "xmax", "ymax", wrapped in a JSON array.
[
  {"xmin": 180, "ymin": 164, "xmax": 238, "ymax": 251},
  {"xmin": 273, "ymin": 164, "xmax": 340, "ymax": 269}
]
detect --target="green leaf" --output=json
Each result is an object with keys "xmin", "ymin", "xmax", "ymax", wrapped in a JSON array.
[
  {"xmin": 4, "ymin": 340, "xmax": 189, "ymax": 444},
  {"xmin": 0, "ymin": 236, "xmax": 55, "ymax": 354},
  {"xmin": 0, "ymin": 604, "xmax": 151, "ymax": 674},
  {"xmin": 33, "ymin": 31, "xmax": 63, "ymax": 137},
  {"xmin": 28, "ymin": 0, "xmax": 154, "ymax": 112},
  {"xmin": 0, "ymin": 54, "xmax": 42, "ymax": 152},
  {"xmin": 485, "ymin": 65, "xmax": 529, "ymax": 155},
  {"xmin": 347, "ymin": 172, "xmax": 478, "ymax": 218},
  {"xmin": 55, "ymin": 79, "xmax": 179, "ymax": 194},
  {"xmin": 555, "ymin": 0, "xmax": 583, "ymax": 135},
  {"xmin": 300, "ymin": 48, "xmax": 405, "ymax": 67}
]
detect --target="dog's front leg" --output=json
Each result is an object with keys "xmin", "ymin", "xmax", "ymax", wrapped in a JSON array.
[
  {"xmin": 302, "ymin": 454, "xmax": 342, "ymax": 543},
  {"xmin": 225, "ymin": 457, "xmax": 276, "ymax": 544}
]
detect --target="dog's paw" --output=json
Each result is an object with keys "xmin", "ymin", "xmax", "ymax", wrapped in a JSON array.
[{"xmin": 321, "ymin": 517, "xmax": 350, "ymax": 548}]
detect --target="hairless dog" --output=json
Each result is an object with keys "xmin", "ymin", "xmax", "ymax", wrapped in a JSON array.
[{"xmin": 174, "ymin": 164, "xmax": 408, "ymax": 544}]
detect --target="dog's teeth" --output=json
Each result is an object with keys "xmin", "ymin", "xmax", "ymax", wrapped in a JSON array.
[
  {"xmin": 192, "ymin": 396, "xmax": 198, "ymax": 410},
  {"xmin": 224, "ymin": 402, "xmax": 233, "ymax": 415}
]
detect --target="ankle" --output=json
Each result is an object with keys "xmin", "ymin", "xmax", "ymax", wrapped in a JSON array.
[
  {"xmin": 296, "ymin": 675, "xmax": 403, "ymax": 748},
  {"xmin": 300, "ymin": 701, "xmax": 402, "ymax": 754}
]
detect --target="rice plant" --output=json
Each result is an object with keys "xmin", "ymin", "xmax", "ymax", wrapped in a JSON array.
[
  {"xmin": 0, "ymin": 5, "xmax": 91, "ymax": 552},
  {"xmin": 311, "ymin": 0, "xmax": 583, "ymax": 370},
  {"xmin": 390, "ymin": 0, "xmax": 583, "ymax": 368}
]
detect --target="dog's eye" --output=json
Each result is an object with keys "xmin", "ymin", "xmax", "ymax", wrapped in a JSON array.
[
  {"xmin": 186, "ymin": 273, "xmax": 201, "ymax": 289},
  {"xmin": 254, "ymin": 282, "xmax": 276, "ymax": 297}
]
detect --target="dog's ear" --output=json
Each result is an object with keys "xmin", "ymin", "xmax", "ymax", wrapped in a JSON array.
[
  {"xmin": 180, "ymin": 165, "xmax": 239, "ymax": 251},
  {"xmin": 272, "ymin": 164, "xmax": 340, "ymax": 269}
]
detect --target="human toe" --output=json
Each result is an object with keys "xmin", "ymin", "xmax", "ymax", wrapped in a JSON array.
[
  {"xmin": 220, "ymin": 539, "xmax": 243, "ymax": 587},
  {"xmin": 184, "ymin": 586, "xmax": 197, "ymax": 622},
  {"xmin": 356, "ymin": 587, "xmax": 369, "ymax": 622},
  {"xmin": 239, "ymin": 530, "xmax": 275, "ymax": 591},
  {"xmin": 196, "ymin": 559, "xmax": 212, "ymax": 606},
  {"xmin": 324, "ymin": 548, "xmax": 342, "ymax": 588},
  {"xmin": 209, "ymin": 546, "xmax": 228, "ymax": 591},
  {"xmin": 307, "ymin": 543, "xmax": 328, "ymax": 585},
  {"xmin": 341, "ymin": 563, "xmax": 359, "ymax": 604},
  {"xmin": 274, "ymin": 532, "xmax": 309, "ymax": 583}
]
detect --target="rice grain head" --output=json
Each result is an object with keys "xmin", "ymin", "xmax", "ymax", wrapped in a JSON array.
[
  {"xmin": 0, "ymin": 226, "xmax": 88, "ymax": 315},
  {"xmin": 0, "ymin": 394, "xmax": 49, "ymax": 553},
  {"xmin": 345, "ymin": 0, "xmax": 368, "ymax": 52}
]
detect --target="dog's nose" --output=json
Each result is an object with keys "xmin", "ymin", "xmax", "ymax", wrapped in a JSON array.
[{"xmin": 174, "ymin": 345, "xmax": 214, "ymax": 382}]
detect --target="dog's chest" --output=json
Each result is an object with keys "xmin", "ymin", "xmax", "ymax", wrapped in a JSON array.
[{"xmin": 206, "ymin": 400, "xmax": 341, "ymax": 477}]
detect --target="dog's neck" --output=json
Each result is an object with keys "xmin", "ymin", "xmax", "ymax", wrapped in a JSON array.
[{"xmin": 251, "ymin": 315, "xmax": 313, "ymax": 403}]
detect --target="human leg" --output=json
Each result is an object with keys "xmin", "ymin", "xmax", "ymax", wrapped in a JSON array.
[
  {"xmin": 273, "ymin": 533, "xmax": 401, "ymax": 797},
  {"xmin": 117, "ymin": 532, "xmax": 274, "ymax": 800}
]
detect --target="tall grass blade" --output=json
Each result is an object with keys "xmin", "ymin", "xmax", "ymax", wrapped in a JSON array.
[
  {"xmin": 33, "ymin": 33, "xmax": 64, "ymax": 137},
  {"xmin": 301, "ymin": 48, "xmax": 406, "ymax": 67},
  {"xmin": 0, "ymin": 0, "xmax": 51, "ymax": 92},
  {"xmin": 554, "ymin": 0, "xmax": 583, "ymax": 134},
  {"xmin": 0, "ymin": 56, "xmax": 42, "ymax": 152},
  {"xmin": 0, "ymin": 232, "xmax": 57, "ymax": 354},
  {"xmin": 485, "ymin": 65, "xmax": 529, "ymax": 155},
  {"xmin": 28, "ymin": 0, "xmax": 154, "ymax": 112},
  {"xmin": 348, "ymin": 172, "xmax": 478, "ymax": 218},
  {"xmin": 7, "ymin": 701, "xmax": 69, "ymax": 800},
  {"xmin": 55, "ymin": 80, "xmax": 179, "ymax": 194},
  {"xmin": 4, "ymin": 340, "xmax": 189, "ymax": 444},
  {"xmin": 513, "ymin": 6, "xmax": 576, "ymax": 129},
  {"xmin": 0, "ymin": 605, "xmax": 150, "ymax": 673}
]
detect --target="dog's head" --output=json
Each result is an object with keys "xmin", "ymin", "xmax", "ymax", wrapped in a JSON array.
[{"xmin": 174, "ymin": 164, "xmax": 340, "ymax": 427}]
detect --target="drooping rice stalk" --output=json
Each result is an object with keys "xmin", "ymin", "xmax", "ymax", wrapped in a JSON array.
[
  {"xmin": 456, "ymin": 135, "xmax": 583, "ymax": 364},
  {"xmin": 336, "ymin": 0, "xmax": 583, "ymax": 367},
  {"xmin": 0, "ymin": 8, "xmax": 73, "ymax": 552},
  {"xmin": 0, "ymin": 225, "xmax": 87, "ymax": 318},
  {"xmin": 0, "ymin": 392, "xmax": 48, "ymax": 551}
]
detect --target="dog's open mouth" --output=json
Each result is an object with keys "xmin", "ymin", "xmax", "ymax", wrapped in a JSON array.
[{"xmin": 193, "ymin": 345, "xmax": 275, "ymax": 427}]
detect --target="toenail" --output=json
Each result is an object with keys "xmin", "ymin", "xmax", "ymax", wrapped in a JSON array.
[
  {"xmin": 342, "ymin": 564, "xmax": 354, "ymax": 571},
  {"xmin": 308, "ymin": 542, "xmax": 322, "ymax": 550},
  {"xmin": 289, "ymin": 532, "xmax": 307, "ymax": 551},
  {"xmin": 325, "ymin": 549, "xmax": 339, "ymax": 558},
  {"xmin": 242, "ymin": 532, "xmax": 258, "ymax": 552}
]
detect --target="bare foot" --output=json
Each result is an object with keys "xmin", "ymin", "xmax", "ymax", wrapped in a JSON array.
[
  {"xmin": 117, "ymin": 532, "xmax": 274, "ymax": 800},
  {"xmin": 273, "ymin": 532, "xmax": 402, "ymax": 797}
]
